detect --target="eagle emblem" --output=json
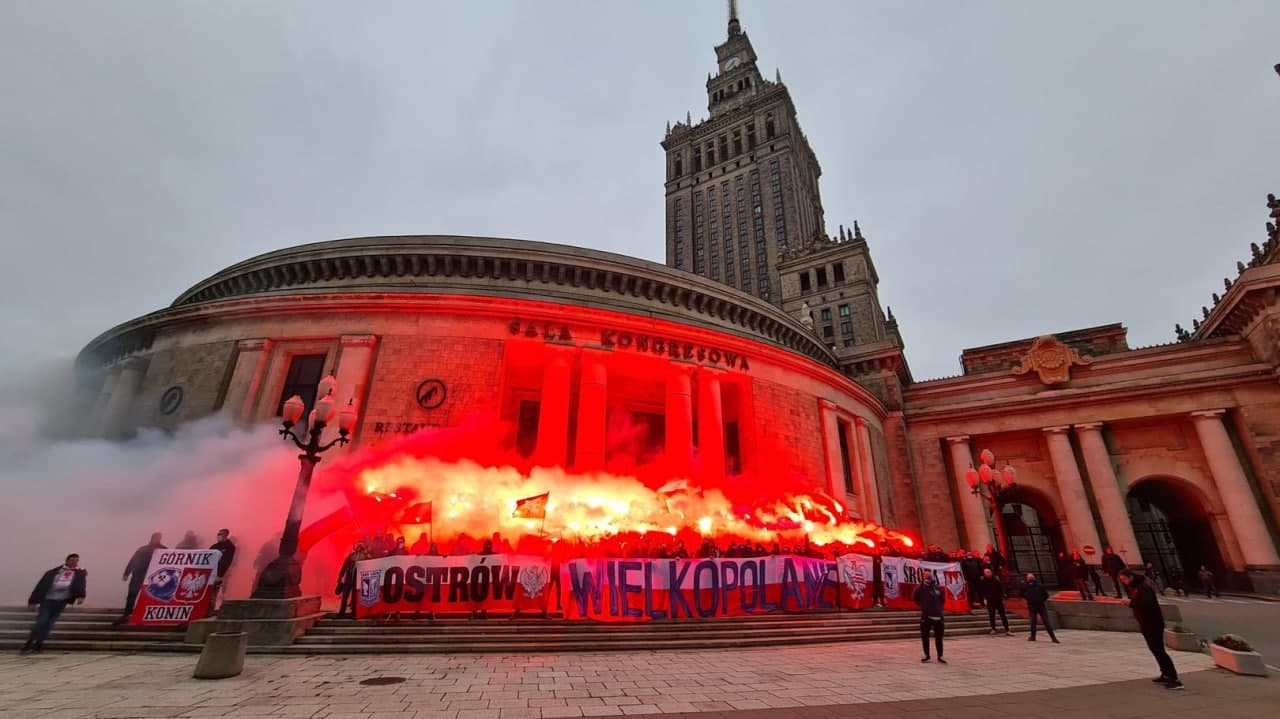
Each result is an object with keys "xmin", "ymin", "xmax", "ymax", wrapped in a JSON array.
[
  {"xmin": 837, "ymin": 556, "xmax": 868, "ymax": 602},
  {"xmin": 176, "ymin": 569, "xmax": 211, "ymax": 602},
  {"xmin": 519, "ymin": 565, "xmax": 550, "ymax": 599}
]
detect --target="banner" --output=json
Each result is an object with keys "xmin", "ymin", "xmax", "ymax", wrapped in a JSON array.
[
  {"xmin": 872, "ymin": 555, "xmax": 968, "ymax": 611},
  {"xmin": 355, "ymin": 554, "xmax": 553, "ymax": 617},
  {"xmin": 835, "ymin": 553, "xmax": 876, "ymax": 609},
  {"xmin": 129, "ymin": 549, "xmax": 222, "ymax": 625},
  {"xmin": 560, "ymin": 555, "xmax": 840, "ymax": 621}
]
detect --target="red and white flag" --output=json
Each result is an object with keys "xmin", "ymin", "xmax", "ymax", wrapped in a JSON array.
[{"xmin": 512, "ymin": 492, "xmax": 550, "ymax": 519}]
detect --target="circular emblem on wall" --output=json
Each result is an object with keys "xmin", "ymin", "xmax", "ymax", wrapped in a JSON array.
[
  {"xmin": 159, "ymin": 386, "xmax": 184, "ymax": 415},
  {"xmin": 415, "ymin": 379, "xmax": 447, "ymax": 410}
]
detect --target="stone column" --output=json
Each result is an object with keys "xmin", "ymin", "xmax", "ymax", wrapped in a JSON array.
[
  {"xmin": 574, "ymin": 348, "xmax": 608, "ymax": 472},
  {"xmin": 534, "ymin": 346, "xmax": 575, "ymax": 467},
  {"xmin": 220, "ymin": 339, "xmax": 273, "ymax": 425},
  {"xmin": 1074, "ymin": 423, "xmax": 1142, "ymax": 563},
  {"xmin": 1190, "ymin": 410, "xmax": 1280, "ymax": 566},
  {"xmin": 89, "ymin": 367, "xmax": 123, "ymax": 437},
  {"xmin": 946, "ymin": 436, "xmax": 988, "ymax": 550},
  {"xmin": 665, "ymin": 364, "xmax": 695, "ymax": 475},
  {"xmin": 1043, "ymin": 426, "xmax": 1104, "ymax": 552},
  {"xmin": 100, "ymin": 357, "xmax": 148, "ymax": 438},
  {"xmin": 855, "ymin": 417, "xmax": 880, "ymax": 524},
  {"xmin": 327, "ymin": 335, "xmax": 378, "ymax": 450},
  {"xmin": 697, "ymin": 368, "xmax": 726, "ymax": 482},
  {"xmin": 818, "ymin": 401, "xmax": 845, "ymax": 505}
]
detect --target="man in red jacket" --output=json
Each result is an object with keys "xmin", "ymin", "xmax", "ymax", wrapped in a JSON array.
[{"xmin": 23, "ymin": 553, "xmax": 88, "ymax": 654}]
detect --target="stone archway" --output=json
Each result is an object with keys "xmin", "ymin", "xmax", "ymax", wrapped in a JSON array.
[
  {"xmin": 997, "ymin": 486, "xmax": 1069, "ymax": 588},
  {"xmin": 1126, "ymin": 477, "xmax": 1226, "ymax": 592}
]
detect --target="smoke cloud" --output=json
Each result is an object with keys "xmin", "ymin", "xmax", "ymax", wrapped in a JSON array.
[{"xmin": 0, "ymin": 360, "xmax": 301, "ymax": 608}]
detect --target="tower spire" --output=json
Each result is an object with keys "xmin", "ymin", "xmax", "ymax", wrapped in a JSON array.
[{"xmin": 728, "ymin": 0, "xmax": 741, "ymax": 36}]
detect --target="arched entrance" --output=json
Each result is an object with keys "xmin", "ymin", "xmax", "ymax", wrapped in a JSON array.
[
  {"xmin": 1126, "ymin": 478, "xmax": 1225, "ymax": 591},
  {"xmin": 997, "ymin": 487, "xmax": 1068, "ymax": 588}
]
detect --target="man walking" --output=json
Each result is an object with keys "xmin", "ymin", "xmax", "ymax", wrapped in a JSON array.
[
  {"xmin": 208, "ymin": 529, "xmax": 237, "ymax": 613},
  {"xmin": 23, "ymin": 553, "xmax": 87, "ymax": 654},
  {"xmin": 913, "ymin": 572, "xmax": 946, "ymax": 663},
  {"xmin": 1197, "ymin": 565, "xmax": 1217, "ymax": 599},
  {"xmin": 1023, "ymin": 573, "xmax": 1060, "ymax": 643},
  {"xmin": 980, "ymin": 568, "xmax": 1012, "ymax": 635},
  {"xmin": 1120, "ymin": 569, "xmax": 1183, "ymax": 690},
  {"xmin": 1101, "ymin": 547, "xmax": 1125, "ymax": 598},
  {"xmin": 118, "ymin": 532, "xmax": 165, "ymax": 624}
]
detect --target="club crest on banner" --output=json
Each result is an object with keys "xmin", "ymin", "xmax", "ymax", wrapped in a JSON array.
[
  {"xmin": 837, "ymin": 556, "xmax": 868, "ymax": 602},
  {"xmin": 144, "ymin": 568, "xmax": 181, "ymax": 602},
  {"xmin": 943, "ymin": 570, "xmax": 965, "ymax": 600},
  {"xmin": 177, "ymin": 569, "xmax": 211, "ymax": 602},
  {"xmin": 882, "ymin": 564, "xmax": 900, "ymax": 599},
  {"xmin": 519, "ymin": 565, "xmax": 550, "ymax": 598},
  {"xmin": 358, "ymin": 569, "xmax": 382, "ymax": 608}
]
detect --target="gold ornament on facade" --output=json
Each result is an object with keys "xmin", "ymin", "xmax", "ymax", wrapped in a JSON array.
[{"xmin": 1012, "ymin": 335, "xmax": 1092, "ymax": 385}]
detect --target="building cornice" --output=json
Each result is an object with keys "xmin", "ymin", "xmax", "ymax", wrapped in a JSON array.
[
  {"xmin": 86, "ymin": 235, "xmax": 837, "ymax": 369},
  {"xmin": 78, "ymin": 291, "xmax": 889, "ymax": 420}
]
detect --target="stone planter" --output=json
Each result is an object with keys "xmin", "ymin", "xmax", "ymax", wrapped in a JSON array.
[
  {"xmin": 1164, "ymin": 629, "xmax": 1201, "ymax": 652},
  {"xmin": 193, "ymin": 631, "xmax": 247, "ymax": 679},
  {"xmin": 1209, "ymin": 643, "xmax": 1268, "ymax": 676}
]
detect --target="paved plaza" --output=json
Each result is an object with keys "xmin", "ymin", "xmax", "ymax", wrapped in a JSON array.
[{"xmin": 0, "ymin": 629, "xmax": 1273, "ymax": 719}]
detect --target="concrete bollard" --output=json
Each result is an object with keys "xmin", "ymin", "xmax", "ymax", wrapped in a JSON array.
[{"xmin": 193, "ymin": 631, "xmax": 247, "ymax": 679}]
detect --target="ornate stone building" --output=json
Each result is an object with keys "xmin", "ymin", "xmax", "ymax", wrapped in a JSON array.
[{"xmin": 73, "ymin": 11, "xmax": 1280, "ymax": 593}]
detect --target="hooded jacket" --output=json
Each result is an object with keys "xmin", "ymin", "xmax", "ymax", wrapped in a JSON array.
[
  {"xmin": 913, "ymin": 579, "xmax": 945, "ymax": 619},
  {"xmin": 1125, "ymin": 574, "xmax": 1165, "ymax": 631}
]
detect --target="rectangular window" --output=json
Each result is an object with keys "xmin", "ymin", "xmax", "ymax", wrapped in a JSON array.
[
  {"xmin": 823, "ymin": 325, "xmax": 834, "ymax": 338},
  {"xmin": 816, "ymin": 267, "xmax": 828, "ymax": 288},
  {"xmin": 839, "ymin": 304, "xmax": 850, "ymax": 317},
  {"xmin": 833, "ymin": 262, "xmax": 845, "ymax": 283},
  {"xmin": 276, "ymin": 354, "xmax": 327, "ymax": 416},
  {"xmin": 841, "ymin": 321, "xmax": 852, "ymax": 335},
  {"xmin": 843, "ymin": 338, "xmax": 854, "ymax": 348},
  {"xmin": 820, "ymin": 308, "xmax": 832, "ymax": 321},
  {"xmin": 516, "ymin": 399, "xmax": 540, "ymax": 456},
  {"xmin": 837, "ymin": 418, "xmax": 854, "ymax": 493}
]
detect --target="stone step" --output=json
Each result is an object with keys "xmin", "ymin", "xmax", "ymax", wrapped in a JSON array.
[
  {"xmin": 282, "ymin": 625, "xmax": 1029, "ymax": 654},
  {"xmin": 304, "ymin": 616, "xmax": 1013, "ymax": 639},
  {"xmin": 0, "ymin": 606, "xmax": 1030, "ymax": 654}
]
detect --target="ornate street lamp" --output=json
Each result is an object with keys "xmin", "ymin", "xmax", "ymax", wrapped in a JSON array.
[
  {"xmin": 253, "ymin": 374, "xmax": 358, "ymax": 599},
  {"xmin": 966, "ymin": 449, "xmax": 1017, "ymax": 561}
]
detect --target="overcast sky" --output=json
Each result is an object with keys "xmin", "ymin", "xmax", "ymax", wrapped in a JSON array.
[{"xmin": 1, "ymin": 0, "xmax": 1277, "ymax": 381}]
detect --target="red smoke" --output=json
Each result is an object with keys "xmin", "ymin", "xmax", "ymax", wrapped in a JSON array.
[{"xmin": 304, "ymin": 411, "xmax": 915, "ymax": 557}]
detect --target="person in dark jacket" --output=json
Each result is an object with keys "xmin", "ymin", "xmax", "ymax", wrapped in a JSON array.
[
  {"xmin": 979, "ymin": 568, "xmax": 1011, "ymax": 635},
  {"xmin": 117, "ymin": 532, "xmax": 165, "ymax": 624},
  {"xmin": 23, "ymin": 553, "xmax": 88, "ymax": 654},
  {"xmin": 1071, "ymin": 551, "xmax": 1094, "ymax": 600},
  {"xmin": 1120, "ymin": 570, "xmax": 1183, "ymax": 689},
  {"xmin": 335, "ymin": 543, "xmax": 368, "ymax": 618},
  {"xmin": 1022, "ymin": 573, "xmax": 1060, "ymax": 643},
  {"xmin": 961, "ymin": 552, "xmax": 984, "ymax": 608},
  {"xmin": 912, "ymin": 572, "xmax": 947, "ymax": 663},
  {"xmin": 208, "ymin": 529, "xmax": 237, "ymax": 612},
  {"xmin": 1101, "ymin": 547, "xmax": 1126, "ymax": 598}
]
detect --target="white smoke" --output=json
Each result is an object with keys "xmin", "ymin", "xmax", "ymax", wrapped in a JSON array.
[{"xmin": 0, "ymin": 359, "xmax": 312, "ymax": 608}]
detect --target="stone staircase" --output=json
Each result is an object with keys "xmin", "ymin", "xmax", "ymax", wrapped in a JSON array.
[
  {"xmin": 284, "ymin": 608, "xmax": 1031, "ymax": 654},
  {"xmin": 0, "ymin": 606, "xmax": 193, "ymax": 653},
  {"xmin": 0, "ymin": 606, "xmax": 1029, "ymax": 654}
]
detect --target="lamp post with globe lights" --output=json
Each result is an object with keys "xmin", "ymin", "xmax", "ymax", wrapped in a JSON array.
[
  {"xmin": 966, "ymin": 449, "xmax": 1017, "ymax": 561},
  {"xmin": 252, "ymin": 374, "xmax": 358, "ymax": 599}
]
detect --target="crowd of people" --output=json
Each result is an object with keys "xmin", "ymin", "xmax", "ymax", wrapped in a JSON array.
[{"xmin": 20, "ymin": 526, "xmax": 1194, "ymax": 689}]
